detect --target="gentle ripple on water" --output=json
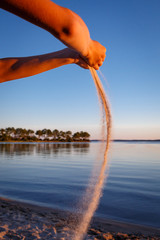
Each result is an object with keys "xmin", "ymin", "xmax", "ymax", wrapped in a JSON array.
[{"xmin": 0, "ymin": 142, "xmax": 160, "ymax": 227}]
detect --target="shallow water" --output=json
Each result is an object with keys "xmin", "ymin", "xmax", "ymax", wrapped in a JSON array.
[{"xmin": 0, "ymin": 142, "xmax": 160, "ymax": 228}]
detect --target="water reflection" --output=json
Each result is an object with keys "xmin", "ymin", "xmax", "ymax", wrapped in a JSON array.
[
  {"xmin": 0, "ymin": 143, "xmax": 90, "ymax": 157},
  {"xmin": 0, "ymin": 142, "xmax": 160, "ymax": 228}
]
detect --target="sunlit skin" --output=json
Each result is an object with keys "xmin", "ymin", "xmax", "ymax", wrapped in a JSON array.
[
  {"xmin": 0, "ymin": 48, "xmax": 89, "ymax": 83},
  {"xmin": 0, "ymin": 0, "xmax": 106, "ymax": 83}
]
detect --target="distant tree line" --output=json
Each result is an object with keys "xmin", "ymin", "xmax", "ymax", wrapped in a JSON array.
[{"xmin": 0, "ymin": 127, "xmax": 90, "ymax": 142}]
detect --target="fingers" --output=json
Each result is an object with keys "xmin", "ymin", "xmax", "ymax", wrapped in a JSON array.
[
  {"xmin": 77, "ymin": 40, "xmax": 106, "ymax": 70},
  {"xmin": 101, "ymin": 52, "xmax": 106, "ymax": 62},
  {"xmin": 76, "ymin": 54, "xmax": 89, "ymax": 69},
  {"xmin": 87, "ymin": 41, "xmax": 106, "ymax": 70},
  {"xmin": 92, "ymin": 54, "xmax": 106, "ymax": 70}
]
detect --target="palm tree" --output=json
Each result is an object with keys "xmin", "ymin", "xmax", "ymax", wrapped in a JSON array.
[
  {"xmin": 15, "ymin": 128, "xmax": 23, "ymax": 139},
  {"xmin": 0, "ymin": 127, "xmax": 90, "ymax": 142},
  {"xmin": 82, "ymin": 132, "xmax": 90, "ymax": 141},
  {"xmin": 6, "ymin": 127, "xmax": 14, "ymax": 136},
  {"xmin": 65, "ymin": 131, "xmax": 72, "ymax": 142},
  {"xmin": 52, "ymin": 129, "xmax": 59, "ymax": 141},
  {"xmin": 73, "ymin": 132, "xmax": 81, "ymax": 141},
  {"xmin": 66, "ymin": 131, "xmax": 72, "ymax": 137},
  {"xmin": 36, "ymin": 130, "xmax": 43, "ymax": 140},
  {"xmin": 0, "ymin": 128, "xmax": 5, "ymax": 136},
  {"xmin": 22, "ymin": 128, "xmax": 28, "ymax": 139},
  {"xmin": 59, "ymin": 130, "xmax": 65, "ymax": 141},
  {"xmin": 27, "ymin": 129, "xmax": 34, "ymax": 137},
  {"xmin": 42, "ymin": 129, "xmax": 47, "ymax": 139},
  {"xmin": 0, "ymin": 128, "xmax": 6, "ymax": 141},
  {"xmin": 46, "ymin": 129, "xmax": 52, "ymax": 140}
]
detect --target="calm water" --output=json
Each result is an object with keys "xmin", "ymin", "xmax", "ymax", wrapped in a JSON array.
[{"xmin": 0, "ymin": 142, "xmax": 160, "ymax": 228}]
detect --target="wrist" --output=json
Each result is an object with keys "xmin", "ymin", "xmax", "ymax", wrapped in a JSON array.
[
  {"xmin": 65, "ymin": 48, "xmax": 79, "ymax": 64},
  {"xmin": 79, "ymin": 39, "xmax": 93, "ymax": 65}
]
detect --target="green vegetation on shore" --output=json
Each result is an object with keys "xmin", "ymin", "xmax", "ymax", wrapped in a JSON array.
[{"xmin": 0, "ymin": 127, "xmax": 90, "ymax": 142}]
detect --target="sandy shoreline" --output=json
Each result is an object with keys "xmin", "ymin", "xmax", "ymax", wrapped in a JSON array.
[{"xmin": 0, "ymin": 197, "xmax": 160, "ymax": 239}]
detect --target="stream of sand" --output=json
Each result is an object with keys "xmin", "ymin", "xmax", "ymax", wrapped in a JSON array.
[{"xmin": 71, "ymin": 67, "xmax": 112, "ymax": 240}]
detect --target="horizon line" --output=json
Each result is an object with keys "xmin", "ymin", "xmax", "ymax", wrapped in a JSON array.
[{"xmin": 91, "ymin": 139, "xmax": 160, "ymax": 142}]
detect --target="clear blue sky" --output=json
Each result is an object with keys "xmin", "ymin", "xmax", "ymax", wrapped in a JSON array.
[{"xmin": 0, "ymin": 0, "xmax": 160, "ymax": 139}]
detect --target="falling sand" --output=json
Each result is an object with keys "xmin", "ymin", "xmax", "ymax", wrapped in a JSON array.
[{"xmin": 71, "ymin": 67, "xmax": 112, "ymax": 240}]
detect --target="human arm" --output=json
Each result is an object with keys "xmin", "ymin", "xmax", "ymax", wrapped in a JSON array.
[
  {"xmin": 0, "ymin": 0, "xmax": 106, "ymax": 70},
  {"xmin": 0, "ymin": 48, "xmax": 88, "ymax": 83}
]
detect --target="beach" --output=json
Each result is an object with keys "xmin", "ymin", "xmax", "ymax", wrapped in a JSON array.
[{"xmin": 0, "ymin": 197, "xmax": 160, "ymax": 240}]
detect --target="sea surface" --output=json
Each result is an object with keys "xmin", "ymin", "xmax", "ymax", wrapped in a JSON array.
[{"xmin": 0, "ymin": 142, "xmax": 160, "ymax": 228}]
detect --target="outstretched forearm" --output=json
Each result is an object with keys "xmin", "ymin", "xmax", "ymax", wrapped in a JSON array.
[
  {"xmin": 0, "ymin": 0, "xmax": 90, "ymax": 56},
  {"xmin": 1, "ymin": 0, "xmax": 106, "ymax": 69},
  {"xmin": 0, "ymin": 48, "xmax": 82, "ymax": 83}
]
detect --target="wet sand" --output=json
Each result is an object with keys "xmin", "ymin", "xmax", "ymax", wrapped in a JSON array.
[{"xmin": 0, "ymin": 197, "xmax": 160, "ymax": 240}]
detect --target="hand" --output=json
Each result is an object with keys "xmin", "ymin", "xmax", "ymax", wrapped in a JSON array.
[
  {"xmin": 82, "ymin": 40, "xmax": 106, "ymax": 70},
  {"xmin": 75, "ymin": 54, "xmax": 89, "ymax": 69},
  {"xmin": 66, "ymin": 48, "xmax": 89, "ymax": 69}
]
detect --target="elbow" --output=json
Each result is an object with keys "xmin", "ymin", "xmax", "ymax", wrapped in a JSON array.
[
  {"xmin": 61, "ymin": 10, "xmax": 76, "ymax": 36},
  {"xmin": 59, "ymin": 8, "xmax": 83, "ymax": 42},
  {"xmin": 58, "ymin": 8, "xmax": 90, "ymax": 56}
]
